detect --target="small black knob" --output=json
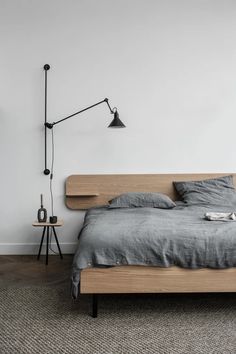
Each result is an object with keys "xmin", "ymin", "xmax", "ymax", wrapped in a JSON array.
[
  {"xmin": 44, "ymin": 64, "xmax": 50, "ymax": 70},
  {"xmin": 44, "ymin": 169, "xmax": 50, "ymax": 175}
]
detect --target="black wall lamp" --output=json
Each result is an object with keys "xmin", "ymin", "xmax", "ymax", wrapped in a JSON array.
[{"xmin": 43, "ymin": 64, "xmax": 125, "ymax": 175}]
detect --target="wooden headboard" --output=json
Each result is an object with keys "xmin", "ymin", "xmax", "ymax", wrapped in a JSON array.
[{"xmin": 65, "ymin": 173, "xmax": 236, "ymax": 209}]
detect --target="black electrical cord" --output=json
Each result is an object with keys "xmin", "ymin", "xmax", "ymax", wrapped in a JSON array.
[{"xmin": 49, "ymin": 128, "xmax": 58, "ymax": 255}]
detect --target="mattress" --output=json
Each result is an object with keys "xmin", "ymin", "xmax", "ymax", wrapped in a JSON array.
[{"xmin": 71, "ymin": 203, "xmax": 236, "ymax": 297}]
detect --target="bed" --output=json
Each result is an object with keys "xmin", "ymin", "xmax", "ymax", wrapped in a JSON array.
[{"xmin": 67, "ymin": 173, "xmax": 236, "ymax": 317}]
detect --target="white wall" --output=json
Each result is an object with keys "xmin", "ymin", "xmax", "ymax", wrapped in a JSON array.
[{"xmin": 1, "ymin": 0, "xmax": 236, "ymax": 254}]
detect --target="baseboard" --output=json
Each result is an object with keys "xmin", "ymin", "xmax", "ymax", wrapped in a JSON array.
[{"xmin": 0, "ymin": 242, "xmax": 78, "ymax": 255}]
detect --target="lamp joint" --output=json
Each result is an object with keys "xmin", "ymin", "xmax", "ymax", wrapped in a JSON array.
[
  {"xmin": 45, "ymin": 122, "xmax": 54, "ymax": 129},
  {"xmin": 44, "ymin": 169, "xmax": 50, "ymax": 175}
]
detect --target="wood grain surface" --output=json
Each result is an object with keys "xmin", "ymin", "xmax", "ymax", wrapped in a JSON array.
[
  {"xmin": 81, "ymin": 266, "xmax": 236, "ymax": 294},
  {"xmin": 66, "ymin": 173, "xmax": 236, "ymax": 209}
]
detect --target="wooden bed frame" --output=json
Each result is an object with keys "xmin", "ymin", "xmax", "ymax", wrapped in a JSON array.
[{"xmin": 66, "ymin": 173, "xmax": 236, "ymax": 316}]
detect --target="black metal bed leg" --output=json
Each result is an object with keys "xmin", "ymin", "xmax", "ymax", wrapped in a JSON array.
[{"xmin": 92, "ymin": 294, "xmax": 98, "ymax": 318}]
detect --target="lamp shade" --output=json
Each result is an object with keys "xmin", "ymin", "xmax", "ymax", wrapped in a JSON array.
[{"xmin": 108, "ymin": 110, "xmax": 126, "ymax": 128}]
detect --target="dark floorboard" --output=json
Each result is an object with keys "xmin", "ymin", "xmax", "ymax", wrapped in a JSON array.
[{"xmin": 0, "ymin": 255, "xmax": 73, "ymax": 287}]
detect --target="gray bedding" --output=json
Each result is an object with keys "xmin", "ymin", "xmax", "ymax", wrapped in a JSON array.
[{"xmin": 71, "ymin": 203, "xmax": 236, "ymax": 298}]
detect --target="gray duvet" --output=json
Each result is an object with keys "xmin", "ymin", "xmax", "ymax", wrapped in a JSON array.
[{"xmin": 71, "ymin": 203, "xmax": 236, "ymax": 298}]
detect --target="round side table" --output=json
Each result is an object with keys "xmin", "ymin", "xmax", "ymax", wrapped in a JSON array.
[{"xmin": 32, "ymin": 220, "xmax": 63, "ymax": 265}]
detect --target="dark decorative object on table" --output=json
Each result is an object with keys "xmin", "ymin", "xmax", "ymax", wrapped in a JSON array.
[
  {"xmin": 50, "ymin": 216, "xmax": 57, "ymax": 224},
  {"xmin": 37, "ymin": 194, "xmax": 47, "ymax": 222}
]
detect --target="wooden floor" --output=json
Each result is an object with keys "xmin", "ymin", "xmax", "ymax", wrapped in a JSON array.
[{"xmin": 0, "ymin": 255, "xmax": 74, "ymax": 287}]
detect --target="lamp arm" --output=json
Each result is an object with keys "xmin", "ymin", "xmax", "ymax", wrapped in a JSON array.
[{"xmin": 45, "ymin": 98, "xmax": 114, "ymax": 129}]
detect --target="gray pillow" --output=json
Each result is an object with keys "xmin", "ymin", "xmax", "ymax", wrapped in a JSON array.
[
  {"xmin": 108, "ymin": 192, "xmax": 176, "ymax": 209},
  {"xmin": 173, "ymin": 175, "xmax": 236, "ymax": 206}
]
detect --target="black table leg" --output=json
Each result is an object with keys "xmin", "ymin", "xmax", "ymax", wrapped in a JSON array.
[
  {"xmin": 46, "ymin": 226, "xmax": 49, "ymax": 265},
  {"xmin": 37, "ymin": 227, "xmax": 46, "ymax": 260},
  {"xmin": 52, "ymin": 227, "xmax": 63, "ymax": 259},
  {"xmin": 92, "ymin": 294, "xmax": 98, "ymax": 318}
]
